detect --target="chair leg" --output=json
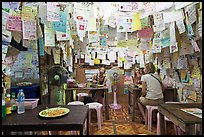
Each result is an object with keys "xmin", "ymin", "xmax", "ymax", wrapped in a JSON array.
[
  {"xmin": 96, "ymin": 108, "xmax": 101, "ymax": 130},
  {"xmin": 157, "ymin": 112, "xmax": 160, "ymax": 135}
]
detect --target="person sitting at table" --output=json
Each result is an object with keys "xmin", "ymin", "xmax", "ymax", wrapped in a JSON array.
[
  {"xmin": 86, "ymin": 67, "xmax": 107, "ymax": 104},
  {"xmin": 130, "ymin": 66, "xmax": 142, "ymax": 86},
  {"xmin": 137, "ymin": 62, "xmax": 164, "ymax": 122}
]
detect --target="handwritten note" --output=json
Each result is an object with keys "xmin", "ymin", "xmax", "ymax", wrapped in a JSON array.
[
  {"xmin": 153, "ymin": 12, "xmax": 165, "ymax": 32},
  {"xmin": 47, "ymin": 2, "xmax": 60, "ymax": 21},
  {"xmin": 163, "ymin": 9, "xmax": 184, "ymax": 23},
  {"xmin": 137, "ymin": 27, "xmax": 153, "ymax": 38},
  {"xmin": 22, "ymin": 20, "xmax": 37, "ymax": 40},
  {"xmin": 176, "ymin": 19, "xmax": 186, "ymax": 34},
  {"xmin": 6, "ymin": 15, "xmax": 22, "ymax": 32},
  {"xmin": 44, "ymin": 26, "xmax": 55, "ymax": 46},
  {"xmin": 132, "ymin": 13, "xmax": 141, "ymax": 31},
  {"xmin": 184, "ymin": 4, "xmax": 197, "ymax": 25}
]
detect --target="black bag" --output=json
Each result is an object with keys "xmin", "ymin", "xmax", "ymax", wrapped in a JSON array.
[{"xmin": 84, "ymin": 96, "xmax": 94, "ymax": 104}]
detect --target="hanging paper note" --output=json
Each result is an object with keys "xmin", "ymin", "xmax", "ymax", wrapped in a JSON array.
[
  {"xmin": 22, "ymin": 20, "xmax": 37, "ymax": 40},
  {"xmin": 87, "ymin": 17, "xmax": 96, "ymax": 31},
  {"xmin": 88, "ymin": 31, "xmax": 98, "ymax": 43},
  {"xmin": 160, "ymin": 25, "xmax": 170, "ymax": 48},
  {"xmin": 137, "ymin": 27, "xmax": 153, "ymax": 39},
  {"xmin": 163, "ymin": 9, "xmax": 184, "ymax": 24},
  {"xmin": 190, "ymin": 40, "xmax": 200, "ymax": 52},
  {"xmin": 153, "ymin": 12, "xmax": 165, "ymax": 32},
  {"xmin": 47, "ymin": 2, "xmax": 60, "ymax": 21},
  {"xmin": 94, "ymin": 58, "xmax": 100, "ymax": 64},
  {"xmin": 56, "ymin": 24, "xmax": 71, "ymax": 41},
  {"xmin": 117, "ymin": 15, "xmax": 133, "ymax": 32},
  {"xmin": 101, "ymin": 36, "xmax": 107, "ymax": 47},
  {"xmin": 174, "ymin": 2, "xmax": 193, "ymax": 10},
  {"xmin": 39, "ymin": 37, "xmax": 44, "ymax": 56},
  {"xmin": 52, "ymin": 11, "xmax": 67, "ymax": 33},
  {"xmin": 6, "ymin": 15, "xmax": 22, "ymax": 32},
  {"xmin": 132, "ymin": 13, "xmax": 141, "ymax": 31},
  {"xmin": 184, "ymin": 4, "xmax": 197, "ymax": 25},
  {"xmin": 9, "ymin": 2, "xmax": 20, "ymax": 11},
  {"xmin": 140, "ymin": 16, "xmax": 149, "ymax": 29},
  {"xmin": 22, "ymin": 6, "xmax": 37, "ymax": 20},
  {"xmin": 186, "ymin": 24, "xmax": 194, "ymax": 37},
  {"xmin": 44, "ymin": 26, "xmax": 55, "ymax": 46},
  {"xmin": 176, "ymin": 19, "xmax": 186, "ymax": 34}
]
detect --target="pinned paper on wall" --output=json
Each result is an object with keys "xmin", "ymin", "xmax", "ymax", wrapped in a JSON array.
[
  {"xmin": 152, "ymin": 38, "xmax": 162, "ymax": 53},
  {"xmin": 117, "ymin": 15, "xmax": 133, "ymax": 32},
  {"xmin": 132, "ymin": 13, "xmax": 141, "ymax": 31},
  {"xmin": 22, "ymin": 20, "xmax": 37, "ymax": 40},
  {"xmin": 153, "ymin": 12, "xmax": 165, "ymax": 32},
  {"xmin": 56, "ymin": 25, "xmax": 71, "ymax": 41},
  {"xmin": 139, "ymin": 38, "xmax": 150, "ymax": 51},
  {"xmin": 6, "ymin": 15, "xmax": 22, "ymax": 32},
  {"xmin": 190, "ymin": 40, "xmax": 200, "ymax": 52},
  {"xmin": 140, "ymin": 16, "xmax": 149, "ymax": 29},
  {"xmin": 39, "ymin": 37, "xmax": 44, "ymax": 56},
  {"xmin": 154, "ymin": 2, "xmax": 174, "ymax": 12},
  {"xmin": 47, "ymin": 2, "xmax": 60, "ymax": 21},
  {"xmin": 118, "ymin": 2, "xmax": 140, "ymax": 12},
  {"xmin": 94, "ymin": 58, "xmax": 100, "ymax": 64},
  {"xmin": 137, "ymin": 27, "xmax": 153, "ymax": 39},
  {"xmin": 102, "ymin": 60, "xmax": 110, "ymax": 65},
  {"xmin": 87, "ymin": 17, "xmax": 96, "ymax": 31},
  {"xmin": 88, "ymin": 31, "xmax": 98, "ymax": 43},
  {"xmin": 184, "ymin": 4, "xmax": 197, "ymax": 25},
  {"xmin": 174, "ymin": 2, "xmax": 193, "ymax": 10},
  {"xmin": 108, "ymin": 51, "xmax": 116, "ymax": 62},
  {"xmin": 100, "ymin": 36, "xmax": 107, "ymax": 47},
  {"xmin": 177, "ymin": 57, "xmax": 188, "ymax": 69},
  {"xmin": 163, "ymin": 58, "xmax": 171, "ymax": 69},
  {"xmin": 186, "ymin": 24, "xmax": 194, "ymax": 37},
  {"xmin": 176, "ymin": 19, "xmax": 186, "ymax": 34},
  {"xmin": 170, "ymin": 42, "xmax": 178, "ymax": 54},
  {"xmin": 160, "ymin": 25, "xmax": 170, "ymax": 48},
  {"xmin": 9, "ymin": 2, "xmax": 20, "ymax": 11},
  {"xmin": 22, "ymin": 6, "xmax": 37, "ymax": 20},
  {"xmin": 163, "ymin": 9, "xmax": 184, "ymax": 24},
  {"xmin": 44, "ymin": 26, "xmax": 56, "ymax": 47},
  {"xmin": 53, "ymin": 49, "xmax": 61, "ymax": 64},
  {"xmin": 52, "ymin": 11, "xmax": 67, "ymax": 33}
]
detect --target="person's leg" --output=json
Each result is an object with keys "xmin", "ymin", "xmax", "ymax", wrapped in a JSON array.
[{"xmin": 137, "ymin": 97, "xmax": 146, "ymax": 121}]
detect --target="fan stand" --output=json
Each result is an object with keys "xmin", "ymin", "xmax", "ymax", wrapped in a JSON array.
[{"xmin": 109, "ymin": 81, "xmax": 121, "ymax": 109}]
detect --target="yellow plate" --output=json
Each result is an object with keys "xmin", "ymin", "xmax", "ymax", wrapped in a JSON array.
[{"xmin": 39, "ymin": 107, "xmax": 70, "ymax": 118}]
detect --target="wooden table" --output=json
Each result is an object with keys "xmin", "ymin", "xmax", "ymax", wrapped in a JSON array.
[
  {"xmin": 2, "ymin": 105, "xmax": 89, "ymax": 135},
  {"xmin": 66, "ymin": 86, "xmax": 109, "ymax": 120},
  {"xmin": 158, "ymin": 102, "xmax": 202, "ymax": 135},
  {"xmin": 127, "ymin": 85, "xmax": 142, "ymax": 122}
]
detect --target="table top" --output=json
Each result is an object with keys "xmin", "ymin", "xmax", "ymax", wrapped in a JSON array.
[
  {"xmin": 127, "ymin": 84, "xmax": 142, "ymax": 90},
  {"xmin": 158, "ymin": 102, "xmax": 202, "ymax": 124},
  {"xmin": 67, "ymin": 86, "xmax": 108, "ymax": 90},
  {"xmin": 2, "ymin": 105, "xmax": 89, "ymax": 132}
]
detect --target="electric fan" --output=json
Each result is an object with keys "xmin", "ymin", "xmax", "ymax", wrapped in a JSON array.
[
  {"xmin": 107, "ymin": 67, "xmax": 122, "ymax": 109},
  {"xmin": 48, "ymin": 65, "xmax": 69, "ymax": 105}
]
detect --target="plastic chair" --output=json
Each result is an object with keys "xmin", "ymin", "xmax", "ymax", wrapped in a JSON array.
[
  {"xmin": 86, "ymin": 102, "xmax": 103, "ymax": 130},
  {"xmin": 76, "ymin": 93, "xmax": 89, "ymax": 101},
  {"xmin": 145, "ymin": 105, "xmax": 158, "ymax": 131},
  {"xmin": 67, "ymin": 101, "xmax": 85, "ymax": 135},
  {"xmin": 157, "ymin": 112, "xmax": 183, "ymax": 135}
]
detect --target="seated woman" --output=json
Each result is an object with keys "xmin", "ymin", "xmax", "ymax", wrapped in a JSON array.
[
  {"xmin": 137, "ymin": 62, "xmax": 164, "ymax": 122},
  {"xmin": 130, "ymin": 67, "xmax": 142, "ymax": 86},
  {"xmin": 85, "ymin": 67, "xmax": 107, "ymax": 104}
]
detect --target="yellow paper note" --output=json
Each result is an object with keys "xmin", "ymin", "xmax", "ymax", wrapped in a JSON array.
[
  {"xmin": 132, "ymin": 13, "xmax": 141, "ymax": 31},
  {"xmin": 94, "ymin": 58, "xmax": 100, "ymax": 64}
]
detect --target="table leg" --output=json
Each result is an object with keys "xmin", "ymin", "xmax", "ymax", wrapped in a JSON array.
[
  {"xmin": 132, "ymin": 91, "xmax": 136, "ymax": 122},
  {"xmin": 185, "ymin": 124, "xmax": 196, "ymax": 135},
  {"xmin": 86, "ymin": 110, "xmax": 89, "ymax": 135},
  {"xmin": 128, "ymin": 89, "xmax": 131, "ymax": 114},
  {"xmin": 104, "ymin": 89, "xmax": 109, "ymax": 120},
  {"xmin": 159, "ymin": 112, "xmax": 166, "ymax": 135}
]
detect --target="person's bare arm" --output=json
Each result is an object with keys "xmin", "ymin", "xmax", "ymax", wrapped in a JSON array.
[{"xmin": 141, "ymin": 81, "xmax": 147, "ymax": 97}]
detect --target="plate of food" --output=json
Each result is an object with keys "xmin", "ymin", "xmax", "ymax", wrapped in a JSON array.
[{"xmin": 39, "ymin": 107, "xmax": 70, "ymax": 118}]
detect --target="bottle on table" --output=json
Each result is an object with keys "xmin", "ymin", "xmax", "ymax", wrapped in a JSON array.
[
  {"xmin": 6, "ymin": 93, "xmax": 12, "ymax": 115},
  {"xmin": 2, "ymin": 84, "xmax": 6, "ymax": 117},
  {"xmin": 11, "ymin": 92, "xmax": 17, "ymax": 112},
  {"xmin": 17, "ymin": 89, "xmax": 25, "ymax": 114}
]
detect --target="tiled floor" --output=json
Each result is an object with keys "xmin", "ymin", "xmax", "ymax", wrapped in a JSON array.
[{"xmin": 40, "ymin": 104, "xmax": 176, "ymax": 135}]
